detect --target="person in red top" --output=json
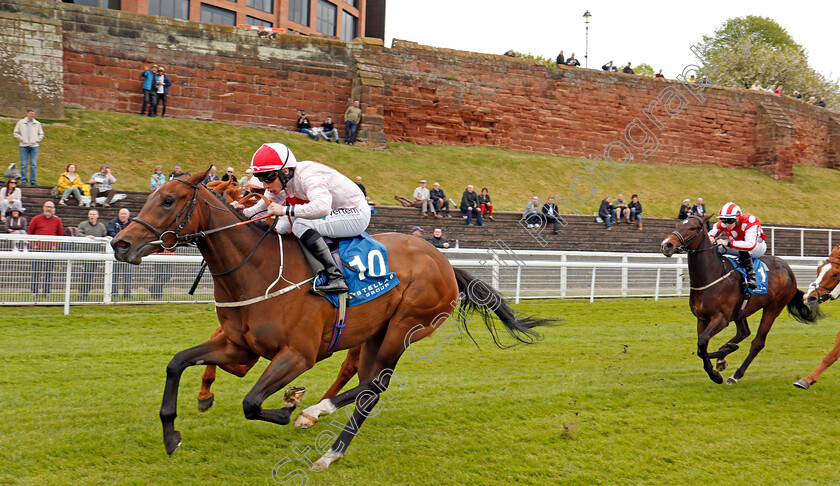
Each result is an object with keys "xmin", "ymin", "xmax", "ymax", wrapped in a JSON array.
[
  {"xmin": 707, "ymin": 202, "xmax": 766, "ymax": 289},
  {"xmin": 27, "ymin": 200, "xmax": 64, "ymax": 296}
]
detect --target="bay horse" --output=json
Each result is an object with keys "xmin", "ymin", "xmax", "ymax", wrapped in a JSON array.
[
  {"xmin": 111, "ymin": 170, "xmax": 551, "ymax": 470},
  {"xmin": 660, "ymin": 215, "xmax": 819, "ymax": 385},
  {"xmin": 793, "ymin": 244, "xmax": 840, "ymax": 389}
]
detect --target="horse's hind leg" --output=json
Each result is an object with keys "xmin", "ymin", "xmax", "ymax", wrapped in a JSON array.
[
  {"xmin": 795, "ymin": 328, "xmax": 840, "ymax": 389},
  {"xmin": 728, "ymin": 306, "xmax": 783, "ymax": 384},
  {"xmin": 710, "ymin": 317, "xmax": 751, "ymax": 371},
  {"xmin": 321, "ymin": 345, "xmax": 361, "ymax": 401},
  {"xmin": 294, "ymin": 344, "xmax": 364, "ymax": 429}
]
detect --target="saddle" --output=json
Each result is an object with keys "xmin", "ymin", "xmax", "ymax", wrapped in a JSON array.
[{"xmin": 723, "ymin": 255, "xmax": 768, "ymax": 295}]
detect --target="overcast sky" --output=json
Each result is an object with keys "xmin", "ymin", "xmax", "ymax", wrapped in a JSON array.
[{"xmin": 385, "ymin": 0, "xmax": 839, "ymax": 82}]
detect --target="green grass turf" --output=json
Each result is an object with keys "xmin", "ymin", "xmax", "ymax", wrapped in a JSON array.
[
  {"xmin": 2, "ymin": 109, "xmax": 840, "ymax": 226},
  {"xmin": 2, "ymin": 298, "xmax": 839, "ymax": 485}
]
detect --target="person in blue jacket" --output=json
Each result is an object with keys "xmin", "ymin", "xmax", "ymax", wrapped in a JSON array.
[
  {"xmin": 150, "ymin": 67, "xmax": 172, "ymax": 118},
  {"xmin": 140, "ymin": 64, "xmax": 157, "ymax": 116}
]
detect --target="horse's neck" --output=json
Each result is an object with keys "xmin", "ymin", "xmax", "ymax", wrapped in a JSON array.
[{"xmin": 687, "ymin": 240, "xmax": 726, "ymax": 287}]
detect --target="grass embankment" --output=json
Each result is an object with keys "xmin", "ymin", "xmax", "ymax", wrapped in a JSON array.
[
  {"xmin": 2, "ymin": 109, "xmax": 839, "ymax": 226},
  {"xmin": 2, "ymin": 299, "xmax": 839, "ymax": 485}
]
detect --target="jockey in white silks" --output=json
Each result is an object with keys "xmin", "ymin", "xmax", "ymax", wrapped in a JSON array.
[
  {"xmin": 707, "ymin": 202, "xmax": 767, "ymax": 289},
  {"xmin": 236, "ymin": 143, "xmax": 369, "ymax": 294}
]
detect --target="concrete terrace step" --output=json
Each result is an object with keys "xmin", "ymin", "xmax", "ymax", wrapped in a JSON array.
[{"xmin": 15, "ymin": 186, "xmax": 837, "ymax": 256}]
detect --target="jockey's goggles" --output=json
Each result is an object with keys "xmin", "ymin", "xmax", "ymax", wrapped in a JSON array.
[
  {"xmin": 720, "ymin": 218, "xmax": 736, "ymax": 225},
  {"xmin": 254, "ymin": 170, "xmax": 279, "ymax": 184}
]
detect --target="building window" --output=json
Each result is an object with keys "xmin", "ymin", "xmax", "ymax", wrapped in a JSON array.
[
  {"xmin": 246, "ymin": 0, "xmax": 273, "ymax": 14},
  {"xmin": 345, "ymin": 0, "xmax": 358, "ymax": 8},
  {"xmin": 341, "ymin": 11, "xmax": 357, "ymax": 41},
  {"xmin": 316, "ymin": 0, "xmax": 337, "ymax": 36},
  {"xmin": 200, "ymin": 3, "xmax": 237, "ymax": 26},
  {"xmin": 72, "ymin": 0, "xmax": 122, "ymax": 8},
  {"xmin": 246, "ymin": 15, "xmax": 273, "ymax": 27},
  {"xmin": 288, "ymin": 0, "xmax": 309, "ymax": 27},
  {"xmin": 148, "ymin": 0, "xmax": 189, "ymax": 20}
]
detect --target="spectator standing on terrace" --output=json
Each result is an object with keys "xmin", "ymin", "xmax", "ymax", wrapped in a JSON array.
[
  {"xmin": 750, "ymin": 81, "xmax": 763, "ymax": 91},
  {"xmin": 221, "ymin": 167, "xmax": 237, "ymax": 183},
  {"xmin": 57, "ymin": 163, "xmax": 84, "ymax": 206},
  {"xmin": 296, "ymin": 111, "xmax": 314, "ymax": 138},
  {"xmin": 556, "ymin": 50, "xmax": 565, "ymax": 65},
  {"xmin": 428, "ymin": 228, "xmax": 450, "ymax": 249},
  {"xmin": 203, "ymin": 165, "xmax": 220, "ymax": 185},
  {"xmin": 503, "ymin": 50, "xmax": 516, "ymax": 57},
  {"xmin": 140, "ymin": 64, "xmax": 157, "ymax": 116},
  {"xmin": 478, "ymin": 187, "xmax": 493, "ymax": 221},
  {"xmin": 344, "ymin": 101, "xmax": 362, "ymax": 145},
  {"xmin": 460, "ymin": 185, "xmax": 483, "ymax": 226},
  {"xmin": 623, "ymin": 62, "xmax": 634, "ymax": 74},
  {"xmin": 678, "ymin": 199, "xmax": 693, "ymax": 219},
  {"xmin": 27, "ymin": 200, "xmax": 63, "ymax": 296},
  {"xmin": 628, "ymin": 194, "xmax": 643, "ymax": 231},
  {"xmin": 598, "ymin": 196, "xmax": 613, "ymax": 230},
  {"xmin": 430, "ymin": 182, "xmax": 449, "ymax": 218},
  {"xmin": 150, "ymin": 67, "xmax": 171, "ymax": 117},
  {"xmin": 698, "ymin": 76, "xmax": 711, "ymax": 85},
  {"xmin": 542, "ymin": 197, "xmax": 561, "ymax": 235},
  {"xmin": 655, "ymin": 69, "xmax": 665, "ymax": 78},
  {"xmin": 151, "ymin": 165, "xmax": 166, "ymax": 192},
  {"xmin": 413, "ymin": 179, "xmax": 436, "ymax": 217},
  {"xmin": 774, "ymin": 85, "xmax": 784, "ymax": 95},
  {"xmin": 88, "ymin": 165, "xmax": 117, "ymax": 207},
  {"xmin": 317, "ymin": 116, "xmax": 341, "ymax": 143},
  {"xmin": 602, "ymin": 61, "xmax": 617, "ymax": 72},
  {"xmin": 523, "ymin": 196, "xmax": 541, "ymax": 228},
  {"xmin": 108, "ymin": 208, "xmax": 133, "ymax": 299},
  {"xmin": 168, "ymin": 163, "xmax": 189, "ymax": 180},
  {"xmin": 806, "ymin": 96, "xmax": 816, "ymax": 105},
  {"xmin": 13, "ymin": 109, "xmax": 44, "ymax": 185},
  {"xmin": 565, "ymin": 53, "xmax": 580, "ymax": 67},
  {"xmin": 815, "ymin": 97, "xmax": 827, "ymax": 107},
  {"xmin": 77, "ymin": 208, "xmax": 107, "ymax": 300},
  {"xmin": 792, "ymin": 91, "xmax": 802, "ymax": 100},
  {"xmin": 1, "ymin": 178, "xmax": 23, "ymax": 221}
]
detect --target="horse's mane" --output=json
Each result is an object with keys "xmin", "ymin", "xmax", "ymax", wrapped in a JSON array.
[{"xmin": 204, "ymin": 180, "xmax": 271, "ymax": 232}]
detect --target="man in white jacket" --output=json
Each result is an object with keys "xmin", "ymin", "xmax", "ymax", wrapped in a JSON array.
[
  {"xmin": 13, "ymin": 109, "xmax": 44, "ymax": 186},
  {"xmin": 237, "ymin": 143, "xmax": 370, "ymax": 294}
]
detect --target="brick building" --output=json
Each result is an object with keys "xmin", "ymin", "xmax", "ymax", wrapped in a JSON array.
[{"xmin": 66, "ymin": 0, "xmax": 385, "ymax": 40}]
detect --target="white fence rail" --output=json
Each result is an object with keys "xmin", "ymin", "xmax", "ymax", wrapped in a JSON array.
[
  {"xmin": 764, "ymin": 225, "xmax": 838, "ymax": 257},
  {"xmin": 0, "ymin": 235, "xmax": 828, "ymax": 313}
]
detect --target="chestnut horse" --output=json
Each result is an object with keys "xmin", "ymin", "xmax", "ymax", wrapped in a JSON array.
[
  {"xmin": 794, "ymin": 244, "xmax": 840, "ymax": 389},
  {"xmin": 196, "ymin": 179, "xmax": 363, "ymax": 412},
  {"xmin": 660, "ymin": 215, "xmax": 819, "ymax": 385},
  {"xmin": 111, "ymin": 170, "xmax": 550, "ymax": 470}
]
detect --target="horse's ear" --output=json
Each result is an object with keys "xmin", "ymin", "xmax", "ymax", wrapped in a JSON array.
[
  {"xmin": 833, "ymin": 244, "xmax": 840, "ymax": 256},
  {"xmin": 190, "ymin": 166, "xmax": 212, "ymax": 185},
  {"xmin": 702, "ymin": 214, "xmax": 712, "ymax": 223}
]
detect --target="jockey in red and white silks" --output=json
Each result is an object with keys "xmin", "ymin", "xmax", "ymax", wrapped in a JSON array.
[
  {"xmin": 239, "ymin": 143, "xmax": 369, "ymax": 293},
  {"xmin": 707, "ymin": 202, "xmax": 766, "ymax": 288}
]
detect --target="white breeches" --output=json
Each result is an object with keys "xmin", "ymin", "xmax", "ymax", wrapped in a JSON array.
[
  {"xmin": 273, "ymin": 202, "xmax": 371, "ymax": 239},
  {"xmin": 723, "ymin": 240, "xmax": 766, "ymax": 258}
]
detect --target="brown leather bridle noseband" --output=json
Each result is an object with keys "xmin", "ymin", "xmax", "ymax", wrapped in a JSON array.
[
  {"xmin": 808, "ymin": 258, "xmax": 840, "ymax": 302},
  {"xmin": 670, "ymin": 215, "xmax": 712, "ymax": 253}
]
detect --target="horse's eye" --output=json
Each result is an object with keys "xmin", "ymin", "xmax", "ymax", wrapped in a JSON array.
[
  {"xmin": 162, "ymin": 196, "xmax": 174, "ymax": 207},
  {"xmin": 833, "ymin": 273, "xmax": 840, "ymax": 279}
]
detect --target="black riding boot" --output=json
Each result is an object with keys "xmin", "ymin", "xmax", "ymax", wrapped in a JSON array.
[
  {"xmin": 738, "ymin": 251, "xmax": 757, "ymax": 289},
  {"xmin": 301, "ymin": 229, "xmax": 349, "ymax": 294}
]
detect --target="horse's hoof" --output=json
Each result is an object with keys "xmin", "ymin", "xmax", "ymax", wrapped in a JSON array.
[
  {"xmin": 793, "ymin": 378, "xmax": 811, "ymax": 389},
  {"xmin": 198, "ymin": 395, "xmax": 214, "ymax": 412},
  {"xmin": 716, "ymin": 359, "xmax": 727, "ymax": 372},
  {"xmin": 710, "ymin": 372, "xmax": 723, "ymax": 384},
  {"xmin": 310, "ymin": 450, "xmax": 343, "ymax": 471},
  {"xmin": 294, "ymin": 412, "xmax": 318, "ymax": 429},
  {"xmin": 164, "ymin": 431, "xmax": 182, "ymax": 456},
  {"xmin": 284, "ymin": 386, "xmax": 306, "ymax": 407},
  {"xmin": 724, "ymin": 376, "xmax": 739, "ymax": 385}
]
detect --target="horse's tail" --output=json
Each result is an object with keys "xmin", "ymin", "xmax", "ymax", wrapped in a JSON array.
[
  {"xmin": 452, "ymin": 267, "xmax": 556, "ymax": 348},
  {"xmin": 787, "ymin": 289, "xmax": 824, "ymax": 324}
]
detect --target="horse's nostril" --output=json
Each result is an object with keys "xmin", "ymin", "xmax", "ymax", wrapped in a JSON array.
[{"xmin": 117, "ymin": 240, "xmax": 130, "ymax": 249}]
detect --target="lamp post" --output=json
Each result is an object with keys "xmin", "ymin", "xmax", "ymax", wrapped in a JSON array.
[{"xmin": 583, "ymin": 10, "xmax": 591, "ymax": 68}]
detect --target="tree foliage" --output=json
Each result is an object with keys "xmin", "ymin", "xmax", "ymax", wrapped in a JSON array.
[
  {"xmin": 635, "ymin": 63, "xmax": 655, "ymax": 77},
  {"xmin": 695, "ymin": 16, "xmax": 838, "ymax": 110}
]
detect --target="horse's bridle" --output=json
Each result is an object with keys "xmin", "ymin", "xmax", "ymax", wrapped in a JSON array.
[
  {"xmin": 807, "ymin": 258, "xmax": 840, "ymax": 302},
  {"xmin": 670, "ymin": 215, "xmax": 713, "ymax": 253},
  {"xmin": 132, "ymin": 178, "xmax": 202, "ymax": 251}
]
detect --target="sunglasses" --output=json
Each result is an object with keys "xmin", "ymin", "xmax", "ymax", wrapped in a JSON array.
[
  {"xmin": 254, "ymin": 171, "xmax": 278, "ymax": 183},
  {"xmin": 720, "ymin": 218, "xmax": 736, "ymax": 225}
]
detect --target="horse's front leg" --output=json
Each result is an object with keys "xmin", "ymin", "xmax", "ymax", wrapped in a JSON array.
[
  {"xmin": 708, "ymin": 317, "xmax": 751, "ymax": 371},
  {"xmin": 197, "ymin": 326, "xmax": 258, "ymax": 412},
  {"xmin": 697, "ymin": 316, "xmax": 728, "ymax": 384},
  {"xmin": 161, "ymin": 334, "xmax": 257, "ymax": 455},
  {"xmin": 795, "ymin": 328, "xmax": 840, "ymax": 389}
]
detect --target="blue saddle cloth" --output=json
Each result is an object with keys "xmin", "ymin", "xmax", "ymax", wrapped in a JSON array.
[
  {"xmin": 723, "ymin": 255, "xmax": 768, "ymax": 294},
  {"xmin": 314, "ymin": 232, "xmax": 400, "ymax": 307}
]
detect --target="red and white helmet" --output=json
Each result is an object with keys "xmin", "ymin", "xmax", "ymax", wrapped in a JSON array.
[
  {"xmin": 250, "ymin": 143, "xmax": 297, "ymax": 174},
  {"xmin": 718, "ymin": 202, "xmax": 742, "ymax": 220}
]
